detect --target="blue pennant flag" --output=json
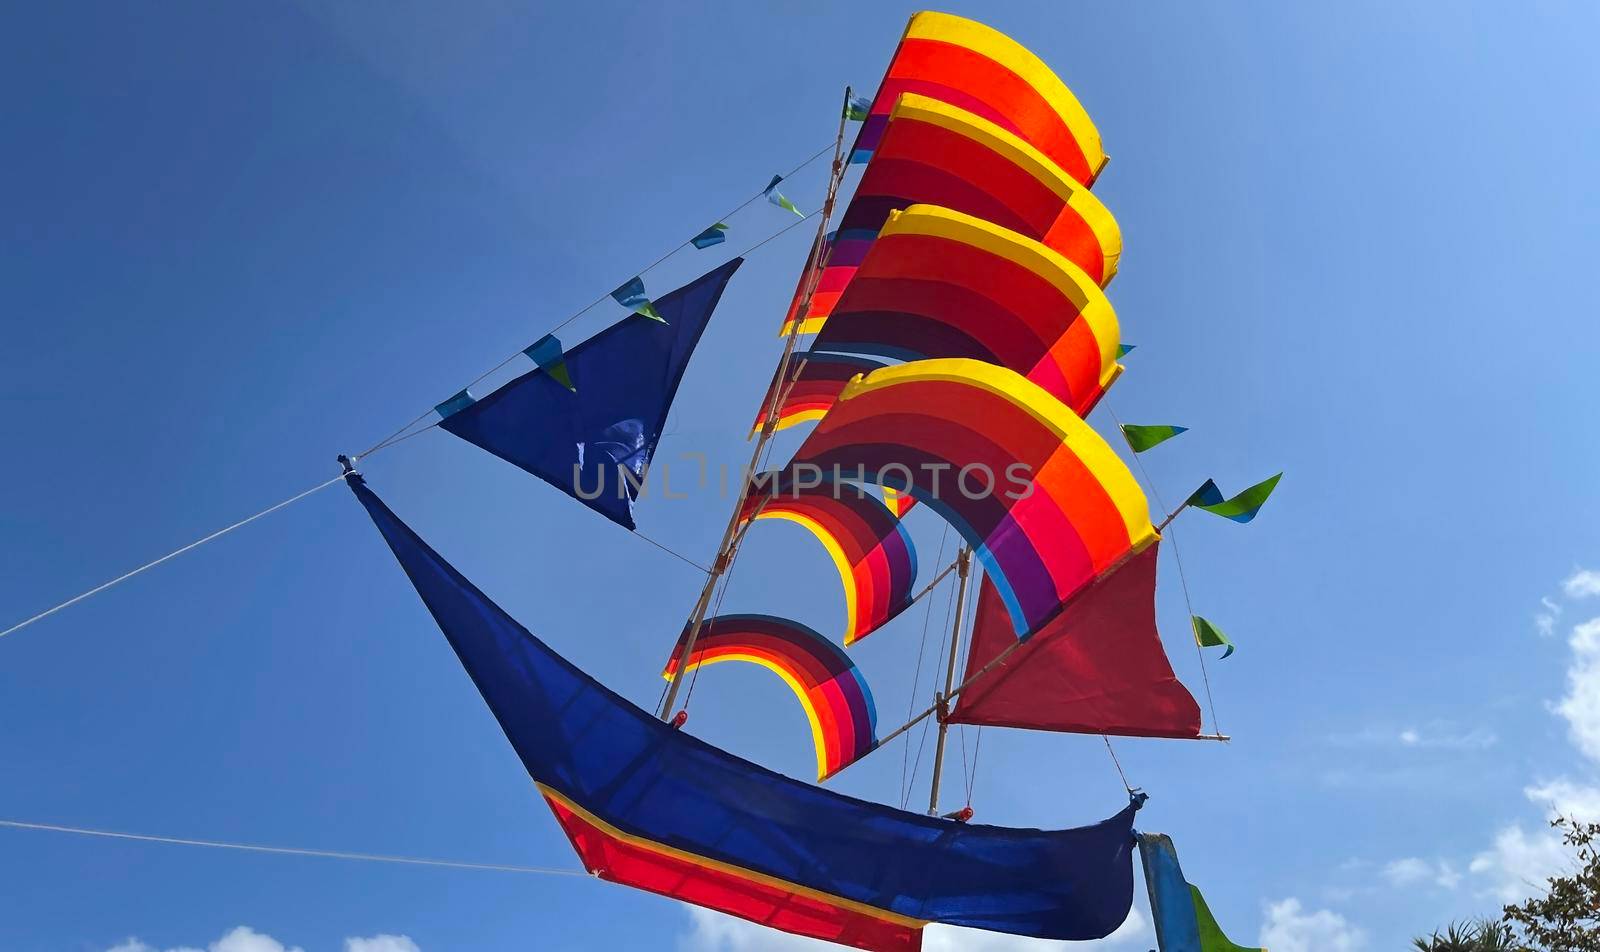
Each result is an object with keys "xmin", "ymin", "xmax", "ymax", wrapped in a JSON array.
[
  {"xmin": 844, "ymin": 95, "xmax": 872, "ymax": 121},
  {"xmin": 523, "ymin": 334, "xmax": 575, "ymax": 391},
  {"xmin": 691, "ymin": 223, "xmax": 728, "ymax": 250},
  {"xmin": 610, "ymin": 276, "xmax": 664, "ymax": 322}
]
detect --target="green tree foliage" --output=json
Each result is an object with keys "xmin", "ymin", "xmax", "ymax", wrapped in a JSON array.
[
  {"xmin": 1501, "ymin": 817, "xmax": 1600, "ymax": 952},
  {"xmin": 1412, "ymin": 918, "xmax": 1518, "ymax": 951}
]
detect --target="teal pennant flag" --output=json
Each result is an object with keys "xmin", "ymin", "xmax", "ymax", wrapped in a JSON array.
[
  {"xmin": 523, "ymin": 334, "xmax": 575, "ymax": 391},
  {"xmin": 1118, "ymin": 343, "xmax": 1136, "ymax": 358},
  {"xmin": 434, "ymin": 388, "xmax": 476, "ymax": 420},
  {"xmin": 1185, "ymin": 473, "xmax": 1282, "ymax": 523},
  {"xmin": 764, "ymin": 174, "xmax": 804, "ymax": 217},
  {"xmin": 691, "ymin": 223, "xmax": 728, "ymax": 249},
  {"xmin": 610, "ymin": 276, "xmax": 665, "ymax": 322},
  {"xmin": 1191, "ymin": 615, "xmax": 1235, "ymax": 659},
  {"xmin": 1121, "ymin": 423, "xmax": 1187, "ymax": 453},
  {"xmin": 844, "ymin": 94, "xmax": 872, "ymax": 121}
]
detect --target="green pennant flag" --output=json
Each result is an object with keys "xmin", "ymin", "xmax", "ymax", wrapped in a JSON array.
[
  {"xmin": 1120, "ymin": 423, "xmax": 1187, "ymax": 453},
  {"xmin": 1185, "ymin": 472, "xmax": 1281, "ymax": 523},
  {"xmin": 764, "ymin": 174, "xmax": 805, "ymax": 218},
  {"xmin": 844, "ymin": 94, "xmax": 872, "ymax": 121},
  {"xmin": 1191, "ymin": 615, "xmax": 1235, "ymax": 659},
  {"xmin": 524, "ymin": 334, "xmax": 575, "ymax": 391},
  {"xmin": 610, "ymin": 276, "xmax": 665, "ymax": 322},
  {"xmin": 1118, "ymin": 343, "xmax": 1136, "ymax": 358}
]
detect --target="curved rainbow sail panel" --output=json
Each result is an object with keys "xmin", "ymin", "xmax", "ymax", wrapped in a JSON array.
[
  {"xmin": 738, "ymin": 474, "xmax": 917, "ymax": 646},
  {"xmin": 788, "ymin": 358, "xmax": 1156, "ymax": 638},
  {"xmin": 661, "ymin": 614, "xmax": 877, "ymax": 781},
  {"xmin": 783, "ymin": 94, "xmax": 1120, "ymax": 335},
  {"xmin": 809, "ymin": 204, "xmax": 1122, "ymax": 419},
  {"xmin": 349, "ymin": 475, "xmax": 1139, "ymax": 950},
  {"xmin": 852, "ymin": 11, "xmax": 1107, "ymax": 186},
  {"xmin": 951, "ymin": 545, "xmax": 1203, "ymax": 740},
  {"xmin": 753, "ymin": 352, "xmax": 887, "ymax": 434}
]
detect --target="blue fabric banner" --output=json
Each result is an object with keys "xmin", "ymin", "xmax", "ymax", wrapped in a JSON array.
[
  {"xmin": 441, "ymin": 259, "xmax": 742, "ymax": 529},
  {"xmin": 1138, "ymin": 833, "xmax": 1261, "ymax": 951},
  {"xmin": 348, "ymin": 473, "xmax": 1139, "ymax": 941}
]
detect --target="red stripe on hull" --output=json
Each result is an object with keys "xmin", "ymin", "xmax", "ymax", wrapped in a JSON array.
[{"xmin": 545, "ymin": 795, "xmax": 923, "ymax": 951}]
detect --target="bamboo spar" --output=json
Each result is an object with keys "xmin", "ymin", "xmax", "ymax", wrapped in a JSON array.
[
  {"xmin": 658, "ymin": 89, "xmax": 855, "ymax": 720},
  {"xmin": 926, "ymin": 548, "xmax": 972, "ymax": 815}
]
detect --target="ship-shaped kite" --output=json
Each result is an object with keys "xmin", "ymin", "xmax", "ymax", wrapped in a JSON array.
[{"xmin": 348, "ymin": 12, "xmax": 1279, "ymax": 950}]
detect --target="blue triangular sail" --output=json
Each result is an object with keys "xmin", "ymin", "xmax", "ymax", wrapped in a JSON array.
[
  {"xmin": 440, "ymin": 258, "xmax": 742, "ymax": 529},
  {"xmin": 348, "ymin": 473, "xmax": 1140, "ymax": 943}
]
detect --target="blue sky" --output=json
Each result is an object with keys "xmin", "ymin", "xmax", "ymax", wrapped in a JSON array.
[{"xmin": 3, "ymin": 2, "xmax": 1599, "ymax": 950}]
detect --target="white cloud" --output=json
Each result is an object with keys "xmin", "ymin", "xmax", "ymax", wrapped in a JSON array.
[
  {"xmin": 1563, "ymin": 568, "xmax": 1600, "ymax": 599},
  {"xmin": 1468, "ymin": 777, "xmax": 1599, "ymax": 901},
  {"xmin": 1538, "ymin": 596, "xmax": 1563, "ymax": 637},
  {"xmin": 1555, "ymin": 618, "xmax": 1600, "ymax": 763},
  {"xmin": 1380, "ymin": 857, "xmax": 1460, "ymax": 890},
  {"xmin": 1332, "ymin": 722, "xmax": 1497, "ymax": 751},
  {"xmin": 105, "ymin": 928, "xmax": 415, "ymax": 952},
  {"xmin": 1258, "ymin": 898, "xmax": 1365, "ymax": 952},
  {"xmin": 1469, "ymin": 823, "xmax": 1570, "ymax": 902},
  {"xmin": 1526, "ymin": 777, "xmax": 1600, "ymax": 820},
  {"xmin": 1380, "ymin": 857, "xmax": 1430, "ymax": 886},
  {"xmin": 344, "ymin": 938, "xmax": 420, "ymax": 952},
  {"xmin": 678, "ymin": 906, "xmax": 1150, "ymax": 951}
]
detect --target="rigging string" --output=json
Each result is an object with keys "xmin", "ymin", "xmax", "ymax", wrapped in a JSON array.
[
  {"xmin": 353, "ymin": 141, "xmax": 838, "ymax": 461},
  {"xmin": 1101, "ymin": 736, "xmax": 1135, "ymax": 796},
  {"xmin": 1105, "ymin": 405, "xmax": 1222, "ymax": 735},
  {"xmin": 0, "ymin": 818, "xmax": 587, "ymax": 878},
  {"xmin": 903, "ymin": 559, "xmax": 958, "ymax": 809},
  {"xmin": 355, "ymin": 206, "xmax": 825, "ymax": 464},
  {"xmin": 0, "ymin": 473, "xmax": 349, "ymax": 642},
  {"xmin": 0, "ymin": 144, "xmax": 836, "ymax": 645},
  {"xmin": 669, "ymin": 91, "xmax": 856, "ymax": 717},
  {"xmin": 967, "ymin": 726, "xmax": 983, "ymax": 807},
  {"xmin": 955, "ymin": 578, "xmax": 980, "ymax": 806},
  {"xmin": 899, "ymin": 525, "xmax": 950, "ymax": 807}
]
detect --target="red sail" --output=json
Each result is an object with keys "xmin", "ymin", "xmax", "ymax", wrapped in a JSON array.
[{"xmin": 949, "ymin": 544, "xmax": 1202, "ymax": 738}]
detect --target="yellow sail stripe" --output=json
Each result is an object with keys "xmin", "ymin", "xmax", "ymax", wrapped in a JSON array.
[
  {"xmin": 902, "ymin": 11, "xmax": 1107, "ymax": 178},
  {"xmin": 661, "ymin": 650, "xmax": 830, "ymax": 781}
]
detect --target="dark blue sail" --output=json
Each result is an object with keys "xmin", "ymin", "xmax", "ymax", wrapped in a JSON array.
[
  {"xmin": 348, "ymin": 473, "xmax": 1138, "ymax": 950},
  {"xmin": 439, "ymin": 258, "xmax": 742, "ymax": 529}
]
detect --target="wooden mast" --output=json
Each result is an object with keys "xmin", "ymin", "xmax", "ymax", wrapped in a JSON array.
[
  {"xmin": 659, "ymin": 88, "xmax": 855, "ymax": 720},
  {"xmin": 926, "ymin": 547, "xmax": 972, "ymax": 815}
]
